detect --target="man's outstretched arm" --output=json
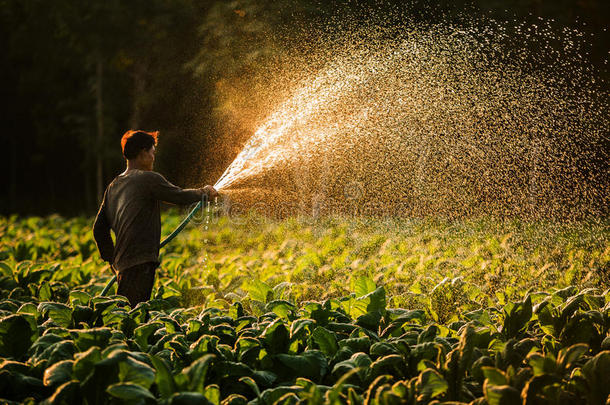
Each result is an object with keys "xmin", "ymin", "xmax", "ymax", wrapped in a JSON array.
[
  {"xmin": 93, "ymin": 191, "xmax": 115, "ymax": 263},
  {"xmin": 149, "ymin": 172, "xmax": 216, "ymax": 205}
]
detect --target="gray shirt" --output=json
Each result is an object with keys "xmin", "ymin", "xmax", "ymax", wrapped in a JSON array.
[{"xmin": 93, "ymin": 169, "xmax": 203, "ymax": 272}]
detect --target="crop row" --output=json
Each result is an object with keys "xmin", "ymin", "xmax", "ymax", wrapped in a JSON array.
[
  {"xmin": 0, "ymin": 214, "xmax": 608, "ymax": 404},
  {"xmin": 1, "ymin": 270, "xmax": 609, "ymax": 404}
]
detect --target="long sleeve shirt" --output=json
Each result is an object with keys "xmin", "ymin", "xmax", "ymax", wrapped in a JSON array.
[{"xmin": 93, "ymin": 169, "xmax": 203, "ymax": 272}]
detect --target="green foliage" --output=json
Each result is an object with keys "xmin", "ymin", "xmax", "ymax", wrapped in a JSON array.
[
  {"xmin": 0, "ymin": 314, "xmax": 37, "ymax": 358},
  {"xmin": 0, "ymin": 213, "xmax": 608, "ymax": 403}
]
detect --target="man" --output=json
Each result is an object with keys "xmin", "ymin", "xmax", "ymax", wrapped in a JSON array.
[{"xmin": 93, "ymin": 130, "xmax": 218, "ymax": 306}]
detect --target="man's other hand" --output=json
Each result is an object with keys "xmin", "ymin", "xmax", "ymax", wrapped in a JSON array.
[{"xmin": 202, "ymin": 185, "xmax": 219, "ymax": 199}]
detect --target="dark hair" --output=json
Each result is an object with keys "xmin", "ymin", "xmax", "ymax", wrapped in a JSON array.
[{"xmin": 121, "ymin": 130, "xmax": 159, "ymax": 159}]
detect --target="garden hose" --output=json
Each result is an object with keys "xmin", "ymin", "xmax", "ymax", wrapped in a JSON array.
[{"xmin": 99, "ymin": 195, "xmax": 208, "ymax": 297}]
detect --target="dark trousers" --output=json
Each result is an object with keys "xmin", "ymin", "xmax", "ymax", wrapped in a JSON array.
[{"xmin": 116, "ymin": 262, "xmax": 158, "ymax": 307}]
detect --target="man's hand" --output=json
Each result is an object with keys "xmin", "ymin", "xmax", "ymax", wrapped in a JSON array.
[{"xmin": 201, "ymin": 185, "xmax": 219, "ymax": 199}]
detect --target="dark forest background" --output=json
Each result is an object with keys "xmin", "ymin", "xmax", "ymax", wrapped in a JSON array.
[{"xmin": 0, "ymin": 0, "xmax": 607, "ymax": 216}]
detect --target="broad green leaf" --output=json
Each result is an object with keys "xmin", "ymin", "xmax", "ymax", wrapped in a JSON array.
[
  {"xmin": 557, "ymin": 343, "xmax": 588, "ymax": 370},
  {"xmin": 457, "ymin": 324, "xmax": 476, "ymax": 370},
  {"xmin": 46, "ymin": 380, "xmax": 81, "ymax": 404},
  {"xmin": 0, "ymin": 314, "xmax": 37, "ymax": 358},
  {"xmin": 262, "ymin": 319, "xmax": 290, "ymax": 354},
  {"xmin": 38, "ymin": 302, "xmax": 73, "ymax": 328},
  {"xmin": 602, "ymin": 336, "xmax": 610, "ymax": 351},
  {"xmin": 0, "ymin": 262, "xmax": 12, "ymax": 276},
  {"xmin": 582, "ymin": 292, "xmax": 605, "ymax": 311},
  {"xmin": 484, "ymin": 383, "xmax": 520, "ymax": 405},
  {"xmin": 373, "ymin": 384, "xmax": 399, "ymax": 404},
  {"xmin": 163, "ymin": 392, "xmax": 214, "ymax": 404},
  {"xmin": 80, "ymin": 354, "xmax": 123, "ymax": 405},
  {"xmin": 253, "ymin": 370, "xmax": 277, "ymax": 387},
  {"xmin": 222, "ymin": 394, "xmax": 248, "ymax": 405},
  {"xmin": 43, "ymin": 359, "xmax": 74, "ymax": 387},
  {"xmin": 370, "ymin": 342, "xmax": 399, "ymax": 358},
  {"xmin": 118, "ymin": 356, "xmax": 155, "ymax": 388},
  {"xmin": 527, "ymin": 353, "xmax": 558, "ymax": 377},
  {"xmin": 150, "ymin": 355, "xmax": 176, "ymax": 399},
  {"xmin": 347, "ymin": 387, "xmax": 362, "ymax": 405},
  {"xmin": 41, "ymin": 340, "xmax": 77, "ymax": 367},
  {"xmin": 134, "ymin": 322, "xmax": 163, "ymax": 351},
  {"xmin": 69, "ymin": 290, "xmax": 92, "ymax": 306},
  {"xmin": 410, "ymin": 342, "xmax": 443, "ymax": 373},
  {"xmin": 159, "ymin": 316, "xmax": 182, "ymax": 334},
  {"xmin": 276, "ymin": 350, "xmax": 328, "ymax": 381},
  {"xmin": 356, "ymin": 311, "xmax": 382, "ymax": 331},
  {"xmin": 272, "ymin": 282, "xmax": 292, "ymax": 300},
  {"xmin": 561, "ymin": 293, "xmax": 588, "ymax": 320},
  {"xmin": 184, "ymin": 354, "xmax": 215, "ymax": 392},
  {"xmin": 352, "ymin": 287, "xmax": 386, "ymax": 318},
  {"xmin": 331, "ymin": 359, "xmax": 357, "ymax": 380},
  {"xmin": 265, "ymin": 300, "xmax": 296, "ymax": 319},
  {"xmin": 501, "ymin": 296, "xmax": 532, "ymax": 339},
  {"xmin": 72, "ymin": 305, "xmax": 95, "ymax": 326},
  {"xmin": 235, "ymin": 337, "xmax": 261, "ymax": 363},
  {"xmin": 259, "ymin": 386, "xmax": 303, "ymax": 405},
  {"xmin": 275, "ymin": 392, "xmax": 300, "ymax": 404},
  {"xmin": 482, "ymin": 367, "xmax": 509, "ymax": 386},
  {"xmin": 339, "ymin": 336, "xmax": 371, "ymax": 353},
  {"xmin": 311, "ymin": 326, "xmax": 338, "ymax": 357},
  {"xmin": 214, "ymin": 360, "xmax": 253, "ymax": 382},
  {"xmin": 303, "ymin": 302, "xmax": 332, "ymax": 326},
  {"xmin": 239, "ymin": 376, "xmax": 261, "ymax": 398},
  {"xmin": 106, "ymin": 382, "xmax": 155, "ymax": 401},
  {"xmin": 521, "ymin": 374, "xmax": 562, "ymax": 405},
  {"xmin": 190, "ymin": 335, "xmax": 220, "ymax": 359},
  {"xmin": 351, "ymin": 352, "xmax": 373, "ymax": 370},
  {"xmin": 17, "ymin": 302, "xmax": 38, "ymax": 318},
  {"xmin": 22, "ymin": 268, "xmax": 53, "ymax": 286},
  {"xmin": 38, "ymin": 282, "xmax": 52, "ymax": 301},
  {"xmin": 332, "ymin": 354, "xmax": 369, "ymax": 384},
  {"xmin": 354, "ymin": 277, "xmax": 376, "ymax": 297},
  {"xmin": 366, "ymin": 287, "xmax": 386, "ymax": 313},
  {"xmin": 186, "ymin": 319, "xmax": 204, "ymax": 340},
  {"xmin": 417, "ymin": 324, "xmax": 439, "ymax": 344},
  {"xmin": 327, "ymin": 368, "xmax": 362, "ymax": 403},
  {"xmin": 203, "ymin": 384, "xmax": 220, "ymax": 405},
  {"xmin": 416, "ymin": 368, "xmax": 448, "ymax": 400},
  {"xmin": 581, "ymin": 351, "xmax": 610, "ymax": 405},
  {"xmin": 471, "ymin": 356, "xmax": 495, "ymax": 383},
  {"xmin": 368, "ymin": 354, "xmax": 406, "ymax": 380},
  {"xmin": 0, "ymin": 360, "xmax": 30, "ymax": 374},
  {"xmin": 228, "ymin": 301, "xmax": 245, "ymax": 320},
  {"xmin": 290, "ymin": 319, "xmax": 315, "ymax": 341},
  {"xmin": 73, "ymin": 327, "xmax": 112, "ymax": 351},
  {"xmin": 559, "ymin": 312, "xmax": 601, "ymax": 347},
  {"xmin": 29, "ymin": 333, "xmax": 63, "ymax": 358},
  {"xmin": 73, "ymin": 346, "xmax": 102, "ymax": 381},
  {"xmin": 391, "ymin": 380, "xmax": 410, "ymax": 398},
  {"xmin": 243, "ymin": 279, "xmax": 272, "ymax": 303}
]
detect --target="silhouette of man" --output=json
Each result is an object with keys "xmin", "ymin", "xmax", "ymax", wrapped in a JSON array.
[{"xmin": 93, "ymin": 130, "xmax": 218, "ymax": 306}]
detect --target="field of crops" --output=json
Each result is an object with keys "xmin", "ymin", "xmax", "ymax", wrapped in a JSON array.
[{"xmin": 0, "ymin": 211, "xmax": 609, "ymax": 404}]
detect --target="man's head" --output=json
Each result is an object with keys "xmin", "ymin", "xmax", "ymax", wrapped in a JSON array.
[{"xmin": 121, "ymin": 130, "xmax": 159, "ymax": 171}]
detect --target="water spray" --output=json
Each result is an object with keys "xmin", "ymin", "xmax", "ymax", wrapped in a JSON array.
[{"xmin": 210, "ymin": 19, "xmax": 607, "ymax": 219}]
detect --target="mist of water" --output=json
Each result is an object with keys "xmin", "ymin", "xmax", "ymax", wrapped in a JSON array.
[{"xmin": 213, "ymin": 17, "xmax": 608, "ymax": 219}]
